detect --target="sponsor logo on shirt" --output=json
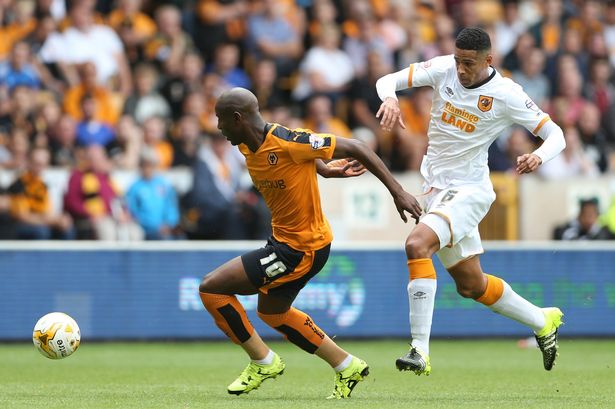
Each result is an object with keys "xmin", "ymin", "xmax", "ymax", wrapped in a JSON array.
[
  {"xmin": 309, "ymin": 134, "xmax": 325, "ymax": 150},
  {"xmin": 254, "ymin": 179, "xmax": 286, "ymax": 190},
  {"xmin": 440, "ymin": 102, "xmax": 479, "ymax": 133},
  {"xmin": 445, "ymin": 86, "xmax": 454, "ymax": 97}
]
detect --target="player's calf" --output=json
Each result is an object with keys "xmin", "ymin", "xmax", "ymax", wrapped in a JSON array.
[
  {"xmin": 258, "ymin": 308, "xmax": 325, "ymax": 353},
  {"xmin": 200, "ymin": 292, "xmax": 254, "ymax": 344}
]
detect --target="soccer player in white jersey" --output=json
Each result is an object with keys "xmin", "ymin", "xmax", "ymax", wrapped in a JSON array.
[{"xmin": 375, "ymin": 27, "xmax": 566, "ymax": 375}]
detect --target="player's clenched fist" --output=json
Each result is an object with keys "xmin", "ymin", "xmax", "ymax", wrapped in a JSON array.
[
  {"xmin": 376, "ymin": 97, "xmax": 406, "ymax": 132},
  {"xmin": 516, "ymin": 153, "xmax": 542, "ymax": 174}
]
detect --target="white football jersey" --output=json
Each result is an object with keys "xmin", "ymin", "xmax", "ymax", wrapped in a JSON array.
[{"xmin": 409, "ymin": 54, "xmax": 551, "ymax": 189}]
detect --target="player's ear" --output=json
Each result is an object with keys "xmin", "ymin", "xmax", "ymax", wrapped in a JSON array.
[
  {"xmin": 485, "ymin": 52, "xmax": 493, "ymax": 66},
  {"xmin": 233, "ymin": 111, "xmax": 242, "ymax": 123}
]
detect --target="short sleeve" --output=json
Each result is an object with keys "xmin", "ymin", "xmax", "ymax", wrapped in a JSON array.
[{"xmin": 505, "ymin": 84, "xmax": 551, "ymax": 135}]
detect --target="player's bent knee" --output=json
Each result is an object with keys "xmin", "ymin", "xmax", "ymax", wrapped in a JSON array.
[
  {"xmin": 199, "ymin": 273, "xmax": 220, "ymax": 294},
  {"xmin": 405, "ymin": 237, "xmax": 433, "ymax": 259},
  {"xmin": 456, "ymin": 284, "xmax": 482, "ymax": 299}
]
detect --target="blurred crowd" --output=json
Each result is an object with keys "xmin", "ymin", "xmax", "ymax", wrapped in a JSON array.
[{"xmin": 0, "ymin": 0, "xmax": 614, "ymax": 241}]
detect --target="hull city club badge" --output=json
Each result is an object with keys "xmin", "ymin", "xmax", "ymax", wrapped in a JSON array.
[{"xmin": 477, "ymin": 95, "xmax": 494, "ymax": 112}]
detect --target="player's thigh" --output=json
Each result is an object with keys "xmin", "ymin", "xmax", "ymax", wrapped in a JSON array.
[
  {"xmin": 199, "ymin": 256, "xmax": 259, "ymax": 295},
  {"xmin": 426, "ymin": 185, "xmax": 495, "ymax": 247},
  {"xmin": 405, "ymin": 222, "xmax": 441, "ymax": 258},
  {"xmin": 242, "ymin": 237, "xmax": 307, "ymax": 290},
  {"xmin": 254, "ymin": 241, "xmax": 331, "ymax": 313},
  {"xmin": 436, "ymin": 226, "xmax": 484, "ymax": 269}
]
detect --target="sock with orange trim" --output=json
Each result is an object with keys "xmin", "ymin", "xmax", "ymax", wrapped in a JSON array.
[
  {"xmin": 258, "ymin": 308, "xmax": 326, "ymax": 354},
  {"xmin": 477, "ymin": 274, "xmax": 545, "ymax": 332},
  {"xmin": 200, "ymin": 292, "xmax": 254, "ymax": 344},
  {"xmin": 407, "ymin": 258, "xmax": 437, "ymax": 355}
]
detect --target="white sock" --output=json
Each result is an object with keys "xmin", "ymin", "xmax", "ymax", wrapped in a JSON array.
[
  {"xmin": 408, "ymin": 278, "xmax": 437, "ymax": 355},
  {"xmin": 487, "ymin": 281, "xmax": 545, "ymax": 333},
  {"xmin": 252, "ymin": 349, "xmax": 274, "ymax": 365},
  {"xmin": 334, "ymin": 354, "xmax": 353, "ymax": 372}
]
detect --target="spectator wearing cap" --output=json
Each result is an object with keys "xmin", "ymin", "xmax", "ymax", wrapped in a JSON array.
[{"xmin": 125, "ymin": 148, "xmax": 181, "ymax": 240}]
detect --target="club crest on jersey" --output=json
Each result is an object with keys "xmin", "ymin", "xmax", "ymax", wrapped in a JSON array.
[
  {"xmin": 477, "ymin": 95, "xmax": 494, "ymax": 112},
  {"xmin": 267, "ymin": 152, "xmax": 278, "ymax": 165},
  {"xmin": 309, "ymin": 134, "xmax": 325, "ymax": 149}
]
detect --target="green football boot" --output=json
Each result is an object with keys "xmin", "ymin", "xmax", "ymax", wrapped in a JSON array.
[
  {"xmin": 396, "ymin": 346, "xmax": 431, "ymax": 376},
  {"xmin": 227, "ymin": 353, "xmax": 285, "ymax": 395},
  {"xmin": 535, "ymin": 307, "xmax": 564, "ymax": 371},
  {"xmin": 327, "ymin": 357, "xmax": 370, "ymax": 399}
]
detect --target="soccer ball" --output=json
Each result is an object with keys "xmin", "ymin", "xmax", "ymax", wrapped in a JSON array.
[{"xmin": 32, "ymin": 312, "xmax": 81, "ymax": 359}]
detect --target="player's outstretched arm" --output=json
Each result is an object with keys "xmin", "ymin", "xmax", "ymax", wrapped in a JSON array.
[
  {"xmin": 375, "ymin": 68, "xmax": 410, "ymax": 131},
  {"xmin": 316, "ymin": 158, "xmax": 367, "ymax": 178},
  {"xmin": 333, "ymin": 137, "xmax": 422, "ymax": 223}
]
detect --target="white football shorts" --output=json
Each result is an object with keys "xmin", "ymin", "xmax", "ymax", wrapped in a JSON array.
[{"xmin": 418, "ymin": 183, "xmax": 496, "ymax": 269}]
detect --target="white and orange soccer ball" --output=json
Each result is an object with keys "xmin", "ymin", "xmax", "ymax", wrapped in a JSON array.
[{"xmin": 32, "ymin": 312, "xmax": 81, "ymax": 359}]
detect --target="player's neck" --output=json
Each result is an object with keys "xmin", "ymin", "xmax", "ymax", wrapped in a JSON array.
[
  {"xmin": 465, "ymin": 66, "xmax": 495, "ymax": 89},
  {"xmin": 244, "ymin": 116, "xmax": 268, "ymax": 152}
]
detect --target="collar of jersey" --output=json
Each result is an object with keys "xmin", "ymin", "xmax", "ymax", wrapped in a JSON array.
[{"xmin": 463, "ymin": 66, "xmax": 496, "ymax": 90}]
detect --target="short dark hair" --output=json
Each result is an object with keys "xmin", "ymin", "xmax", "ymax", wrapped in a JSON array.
[
  {"xmin": 456, "ymin": 27, "xmax": 491, "ymax": 52},
  {"xmin": 579, "ymin": 197, "xmax": 599, "ymax": 209}
]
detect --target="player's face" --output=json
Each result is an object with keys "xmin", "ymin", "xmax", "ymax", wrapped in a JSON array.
[
  {"xmin": 454, "ymin": 48, "xmax": 492, "ymax": 87},
  {"xmin": 215, "ymin": 109, "xmax": 242, "ymax": 145}
]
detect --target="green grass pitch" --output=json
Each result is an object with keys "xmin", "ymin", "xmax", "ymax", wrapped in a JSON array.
[{"xmin": 1, "ymin": 339, "xmax": 613, "ymax": 409}]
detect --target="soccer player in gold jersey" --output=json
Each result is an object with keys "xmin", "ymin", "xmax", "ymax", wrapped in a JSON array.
[{"xmin": 199, "ymin": 87, "xmax": 421, "ymax": 399}]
